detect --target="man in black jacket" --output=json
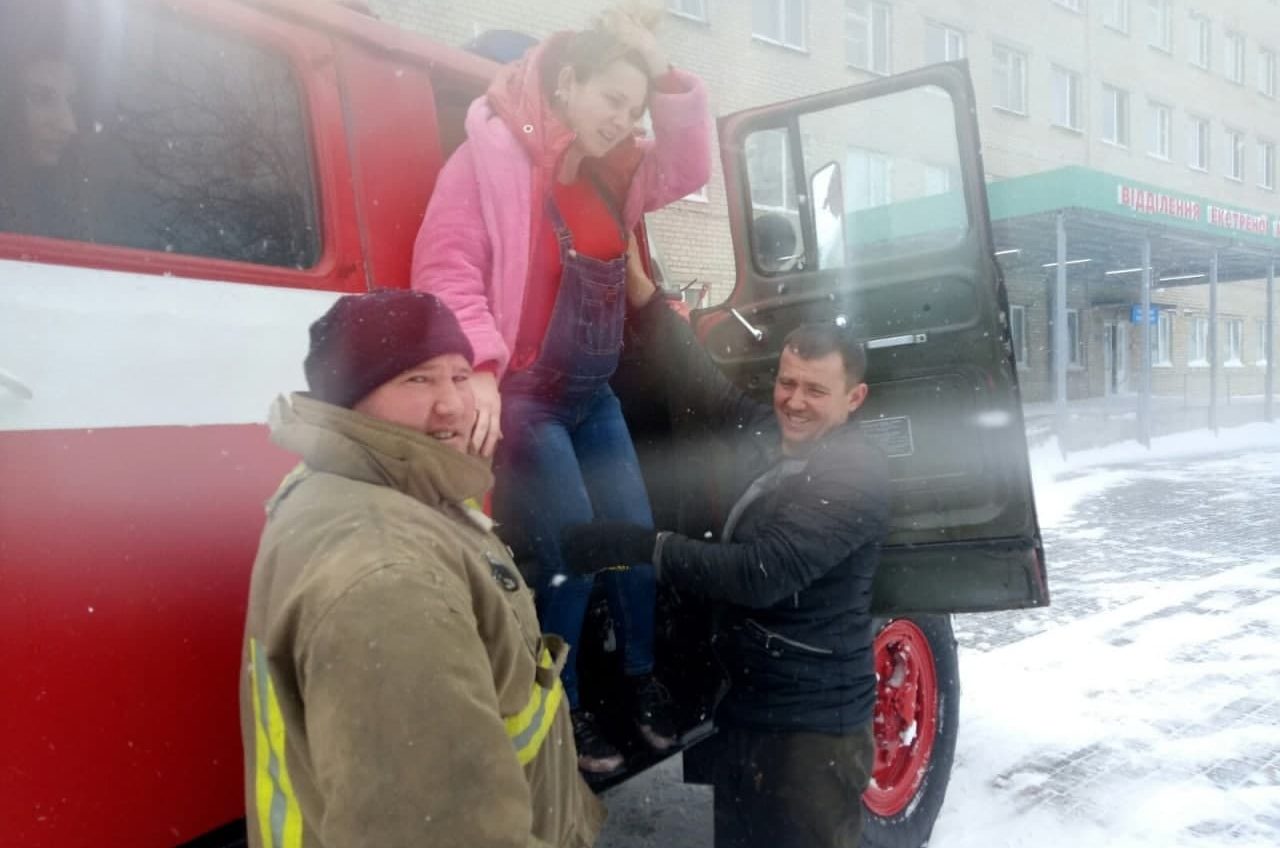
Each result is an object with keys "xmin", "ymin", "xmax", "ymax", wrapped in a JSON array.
[{"xmin": 561, "ymin": 244, "xmax": 891, "ymax": 848}]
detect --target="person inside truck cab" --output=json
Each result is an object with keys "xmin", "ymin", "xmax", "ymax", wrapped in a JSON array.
[
  {"xmin": 0, "ymin": 38, "xmax": 88, "ymax": 241},
  {"xmin": 239, "ymin": 289, "xmax": 604, "ymax": 848},
  {"xmin": 411, "ymin": 7, "xmax": 711, "ymax": 774},
  {"xmin": 561, "ymin": 242, "xmax": 891, "ymax": 848}
]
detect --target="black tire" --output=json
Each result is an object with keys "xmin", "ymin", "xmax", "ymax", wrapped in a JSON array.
[{"xmin": 861, "ymin": 614, "xmax": 960, "ymax": 848}]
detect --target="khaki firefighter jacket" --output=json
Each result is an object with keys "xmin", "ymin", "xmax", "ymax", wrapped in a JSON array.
[{"xmin": 239, "ymin": 394, "xmax": 604, "ymax": 848}]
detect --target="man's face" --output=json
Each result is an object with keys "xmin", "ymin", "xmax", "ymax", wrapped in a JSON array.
[
  {"xmin": 20, "ymin": 59, "xmax": 79, "ymax": 168},
  {"xmin": 353, "ymin": 354, "xmax": 476, "ymax": 455},
  {"xmin": 772, "ymin": 347, "xmax": 868, "ymax": 456}
]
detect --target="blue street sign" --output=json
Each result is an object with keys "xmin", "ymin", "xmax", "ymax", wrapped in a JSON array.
[{"xmin": 1130, "ymin": 305, "xmax": 1158, "ymax": 325}]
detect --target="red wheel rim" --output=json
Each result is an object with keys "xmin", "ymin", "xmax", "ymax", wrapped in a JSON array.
[{"xmin": 864, "ymin": 619, "xmax": 939, "ymax": 817}]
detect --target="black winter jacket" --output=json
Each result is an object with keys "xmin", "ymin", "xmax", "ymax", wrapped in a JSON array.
[{"xmin": 632, "ymin": 298, "xmax": 891, "ymax": 735}]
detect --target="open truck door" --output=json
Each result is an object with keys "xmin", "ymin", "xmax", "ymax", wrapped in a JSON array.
[
  {"xmin": 615, "ymin": 60, "xmax": 1048, "ymax": 847},
  {"xmin": 707, "ymin": 60, "xmax": 1045, "ymax": 613}
]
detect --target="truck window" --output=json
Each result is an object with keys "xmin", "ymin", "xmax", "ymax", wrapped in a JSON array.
[
  {"xmin": 743, "ymin": 85, "xmax": 969, "ymax": 276},
  {"xmin": 0, "ymin": 2, "xmax": 320, "ymax": 269}
]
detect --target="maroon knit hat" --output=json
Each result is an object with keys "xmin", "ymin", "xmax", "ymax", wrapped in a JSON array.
[{"xmin": 304, "ymin": 289, "xmax": 474, "ymax": 409}]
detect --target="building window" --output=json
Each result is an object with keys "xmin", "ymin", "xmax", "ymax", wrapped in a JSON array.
[
  {"xmin": 1010, "ymin": 304, "xmax": 1029, "ymax": 366},
  {"xmin": 845, "ymin": 147, "xmax": 893, "ymax": 210},
  {"xmin": 1257, "ymin": 319, "xmax": 1269, "ymax": 365},
  {"xmin": 1189, "ymin": 316, "xmax": 1209, "ymax": 365},
  {"xmin": 1261, "ymin": 48, "xmax": 1278, "ymax": 97},
  {"xmin": 1103, "ymin": 0, "xmax": 1130, "ymax": 33},
  {"xmin": 1261, "ymin": 141, "xmax": 1277, "ymax": 189},
  {"xmin": 1147, "ymin": 101, "xmax": 1172, "ymax": 158},
  {"xmin": 1189, "ymin": 116, "xmax": 1210, "ymax": 171},
  {"xmin": 1225, "ymin": 319, "xmax": 1244, "ymax": 365},
  {"xmin": 753, "ymin": 0, "xmax": 806, "ymax": 50},
  {"xmin": 1226, "ymin": 129, "xmax": 1245, "ymax": 180},
  {"xmin": 1102, "ymin": 85, "xmax": 1130, "ymax": 146},
  {"xmin": 923, "ymin": 164, "xmax": 954, "ymax": 195},
  {"xmin": 1147, "ymin": 0, "xmax": 1172, "ymax": 52},
  {"xmin": 1225, "ymin": 32, "xmax": 1247, "ymax": 84},
  {"xmin": 992, "ymin": 45, "xmax": 1028, "ymax": 114},
  {"xmin": 1053, "ymin": 0, "xmax": 1083, "ymax": 11},
  {"xmin": 1051, "ymin": 66, "xmax": 1082, "ymax": 130},
  {"xmin": 1066, "ymin": 309, "xmax": 1084, "ymax": 366},
  {"xmin": 745, "ymin": 128, "xmax": 796, "ymax": 210},
  {"xmin": 925, "ymin": 22, "xmax": 965, "ymax": 65},
  {"xmin": 1154, "ymin": 310, "xmax": 1173, "ymax": 365},
  {"xmin": 667, "ymin": 0, "xmax": 708, "ymax": 21},
  {"xmin": 1189, "ymin": 13, "xmax": 1211, "ymax": 68},
  {"xmin": 845, "ymin": 1, "xmax": 891, "ymax": 74}
]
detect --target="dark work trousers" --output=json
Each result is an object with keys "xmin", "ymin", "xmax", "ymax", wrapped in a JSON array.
[{"xmin": 711, "ymin": 723, "xmax": 876, "ymax": 848}]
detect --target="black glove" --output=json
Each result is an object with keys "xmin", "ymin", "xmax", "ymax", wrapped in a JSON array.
[{"xmin": 560, "ymin": 521, "xmax": 657, "ymax": 577}]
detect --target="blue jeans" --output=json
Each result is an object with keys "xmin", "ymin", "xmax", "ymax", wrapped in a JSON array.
[{"xmin": 494, "ymin": 382, "xmax": 656, "ymax": 709}]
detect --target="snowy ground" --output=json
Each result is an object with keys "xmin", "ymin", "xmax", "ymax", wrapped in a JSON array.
[{"xmin": 600, "ymin": 422, "xmax": 1280, "ymax": 847}]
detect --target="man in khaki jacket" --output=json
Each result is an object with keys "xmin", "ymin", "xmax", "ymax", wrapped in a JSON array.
[{"xmin": 239, "ymin": 289, "xmax": 604, "ymax": 848}]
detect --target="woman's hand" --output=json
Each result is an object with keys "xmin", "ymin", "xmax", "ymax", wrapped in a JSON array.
[
  {"xmin": 469, "ymin": 369, "xmax": 503, "ymax": 458},
  {"xmin": 600, "ymin": 8, "xmax": 668, "ymax": 79},
  {"xmin": 625, "ymin": 235, "xmax": 659, "ymax": 309}
]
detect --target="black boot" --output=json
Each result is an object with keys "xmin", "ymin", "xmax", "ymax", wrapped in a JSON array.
[
  {"xmin": 570, "ymin": 709, "xmax": 625, "ymax": 774},
  {"xmin": 629, "ymin": 673, "xmax": 678, "ymax": 751}
]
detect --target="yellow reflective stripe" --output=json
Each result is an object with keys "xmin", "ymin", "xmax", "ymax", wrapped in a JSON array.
[
  {"xmin": 248, "ymin": 639, "xmax": 303, "ymax": 848},
  {"xmin": 505, "ymin": 648, "xmax": 565, "ymax": 766},
  {"xmin": 248, "ymin": 642, "xmax": 274, "ymax": 848}
]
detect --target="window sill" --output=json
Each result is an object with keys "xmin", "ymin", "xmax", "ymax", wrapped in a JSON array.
[
  {"xmin": 680, "ymin": 192, "xmax": 709, "ymax": 204},
  {"xmin": 1154, "ymin": 362, "xmax": 1174, "ymax": 368},
  {"xmin": 1189, "ymin": 164, "xmax": 1210, "ymax": 173},
  {"xmin": 1051, "ymin": 2, "xmax": 1084, "ymax": 13},
  {"xmin": 1260, "ymin": 183, "xmax": 1277, "ymax": 192},
  {"xmin": 751, "ymin": 34, "xmax": 809, "ymax": 55},
  {"xmin": 1067, "ymin": 364, "xmax": 1086, "ymax": 372},
  {"xmin": 1148, "ymin": 43, "xmax": 1173, "ymax": 55},
  {"xmin": 1101, "ymin": 138, "xmax": 1131, "ymax": 150},
  {"xmin": 1103, "ymin": 24, "xmax": 1130, "ymax": 36},
  {"xmin": 668, "ymin": 10, "xmax": 709, "ymax": 25},
  {"xmin": 847, "ymin": 63, "xmax": 891, "ymax": 77},
  {"xmin": 1051, "ymin": 122, "xmax": 1085, "ymax": 135},
  {"xmin": 1190, "ymin": 61, "xmax": 1211, "ymax": 73},
  {"xmin": 993, "ymin": 104, "xmax": 1029, "ymax": 118},
  {"xmin": 1147, "ymin": 152, "xmax": 1172, "ymax": 163},
  {"xmin": 1189, "ymin": 360, "xmax": 1210, "ymax": 368},
  {"xmin": 1225, "ymin": 360, "xmax": 1245, "ymax": 368},
  {"xmin": 1226, "ymin": 175, "xmax": 1245, "ymax": 184},
  {"xmin": 1227, "ymin": 78, "xmax": 1246, "ymax": 87}
]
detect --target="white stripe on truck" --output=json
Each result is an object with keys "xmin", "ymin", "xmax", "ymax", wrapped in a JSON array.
[{"xmin": 0, "ymin": 259, "xmax": 344, "ymax": 431}]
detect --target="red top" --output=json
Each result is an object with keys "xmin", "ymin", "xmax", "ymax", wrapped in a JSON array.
[{"xmin": 508, "ymin": 176, "xmax": 626, "ymax": 371}]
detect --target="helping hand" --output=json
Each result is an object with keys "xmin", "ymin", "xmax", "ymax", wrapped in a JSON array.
[
  {"xmin": 625, "ymin": 235, "xmax": 659, "ymax": 309},
  {"xmin": 469, "ymin": 369, "xmax": 503, "ymax": 458},
  {"xmin": 561, "ymin": 521, "xmax": 657, "ymax": 577}
]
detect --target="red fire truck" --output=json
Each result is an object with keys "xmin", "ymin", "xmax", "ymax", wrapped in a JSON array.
[{"xmin": 0, "ymin": 1, "xmax": 1046, "ymax": 845}]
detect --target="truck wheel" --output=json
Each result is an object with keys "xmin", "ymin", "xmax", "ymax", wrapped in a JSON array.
[{"xmin": 861, "ymin": 615, "xmax": 959, "ymax": 848}]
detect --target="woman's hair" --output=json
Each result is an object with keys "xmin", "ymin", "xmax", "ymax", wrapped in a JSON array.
[{"xmin": 541, "ymin": 4, "xmax": 662, "ymax": 99}]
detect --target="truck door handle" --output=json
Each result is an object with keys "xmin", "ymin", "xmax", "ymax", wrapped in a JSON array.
[
  {"xmin": 866, "ymin": 333, "xmax": 928, "ymax": 350},
  {"xmin": 730, "ymin": 308, "xmax": 766, "ymax": 342},
  {"xmin": 0, "ymin": 367, "xmax": 34, "ymax": 400}
]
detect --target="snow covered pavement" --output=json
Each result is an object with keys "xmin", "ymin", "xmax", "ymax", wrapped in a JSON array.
[{"xmin": 599, "ymin": 424, "xmax": 1280, "ymax": 847}]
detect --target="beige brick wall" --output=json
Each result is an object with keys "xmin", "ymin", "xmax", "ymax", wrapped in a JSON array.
[{"xmin": 369, "ymin": 0, "xmax": 1279, "ymax": 400}]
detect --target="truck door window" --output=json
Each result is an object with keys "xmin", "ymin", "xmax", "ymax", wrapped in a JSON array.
[
  {"xmin": 0, "ymin": 3, "xmax": 320, "ymax": 269},
  {"xmin": 743, "ymin": 84, "xmax": 969, "ymax": 276}
]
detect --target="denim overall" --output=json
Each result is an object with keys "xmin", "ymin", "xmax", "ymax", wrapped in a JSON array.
[{"xmin": 493, "ymin": 199, "xmax": 657, "ymax": 710}]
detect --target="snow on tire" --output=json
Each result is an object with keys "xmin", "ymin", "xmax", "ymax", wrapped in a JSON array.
[{"xmin": 862, "ymin": 614, "xmax": 960, "ymax": 848}]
